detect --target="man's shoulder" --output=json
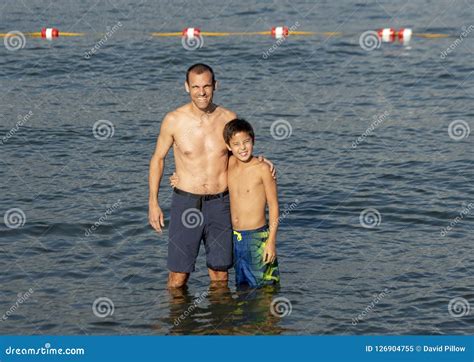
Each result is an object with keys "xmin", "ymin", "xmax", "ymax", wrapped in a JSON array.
[
  {"xmin": 167, "ymin": 104, "xmax": 188, "ymax": 119},
  {"xmin": 217, "ymin": 106, "xmax": 237, "ymax": 122},
  {"xmin": 162, "ymin": 105, "xmax": 189, "ymax": 126}
]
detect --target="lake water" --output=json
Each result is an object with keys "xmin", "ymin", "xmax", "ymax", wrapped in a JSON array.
[{"xmin": 0, "ymin": 0, "xmax": 473, "ymax": 335}]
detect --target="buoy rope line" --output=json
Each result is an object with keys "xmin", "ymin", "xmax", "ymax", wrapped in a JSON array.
[{"xmin": 0, "ymin": 26, "xmax": 455, "ymax": 41}]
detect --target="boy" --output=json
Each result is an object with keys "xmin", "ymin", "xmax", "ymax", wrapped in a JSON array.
[{"xmin": 223, "ymin": 119, "xmax": 280, "ymax": 288}]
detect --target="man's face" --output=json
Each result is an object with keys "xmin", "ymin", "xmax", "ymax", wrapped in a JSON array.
[
  {"xmin": 226, "ymin": 131, "xmax": 254, "ymax": 162},
  {"xmin": 185, "ymin": 71, "xmax": 215, "ymax": 111}
]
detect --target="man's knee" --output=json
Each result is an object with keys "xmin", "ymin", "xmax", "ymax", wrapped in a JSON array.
[{"xmin": 167, "ymin": 272, "xmax": 189, "ymax": 288}]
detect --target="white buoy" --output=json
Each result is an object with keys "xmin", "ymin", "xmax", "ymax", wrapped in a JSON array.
[
  {"xmin": 378, "ymin": 28, "xmax": 395, "ymax": 42},
  {"xmin": 271, "ymin": 26, "xmax": 289, "ymax": 39},
  {"xmin": 41, "ymin": 27, "xmax": 59, "ymax": 39},
  {"xmin": 398, "ymin": 28, "xmax": 412, "ymax": 45},
  {"xmin": 182, "ymin": 27, "xmax": 200, "ymax": 39}
]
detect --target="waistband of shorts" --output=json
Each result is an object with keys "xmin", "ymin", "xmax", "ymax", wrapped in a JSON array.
[
  {"xmin": 233, "ymin": 224, "xmax": 269, "ymax": 235},
  {"xmin": 173, "ymin": 187, "xmax": 229, "ymax": 200}
]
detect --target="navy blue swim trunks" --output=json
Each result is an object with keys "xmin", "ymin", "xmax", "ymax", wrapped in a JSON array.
[{"xmin": 167, "ymin": 187, "xmax": 233, "ymax": 273}]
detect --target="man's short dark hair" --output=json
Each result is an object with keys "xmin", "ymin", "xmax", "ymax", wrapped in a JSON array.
[
  {"xmin": 186, "ymin": 63, "xmax": 215, "ymax": 85},
  {"xmin": 223, "ymin": 118, "xmax": 255, "ymax": 145}
]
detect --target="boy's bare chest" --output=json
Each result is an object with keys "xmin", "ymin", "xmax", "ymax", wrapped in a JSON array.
[{"xmin": 228, "ymin": 168, "xmax": 263, "ymax": 197}]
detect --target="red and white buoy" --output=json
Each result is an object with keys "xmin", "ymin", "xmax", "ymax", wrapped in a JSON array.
[
  {"xmin": 41, "ymin": 27, "xmax": 59, "ymax": 39},
  {"xmin": 377, "ymin": 28, "xmax": 395, "ymax": 42},
  {"xmin": 182, "ymin": 28, "xmax": 201, "ymax": 39},
  {"xmin": 398, "ymin": 28, "xmax": 412, "ymax": 44},
  {"xmin": 271, "ymin": 26, "xmax": 289, "ymax": 39}
]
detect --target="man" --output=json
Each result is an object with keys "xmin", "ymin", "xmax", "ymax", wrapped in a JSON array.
[{"xmin": 149, "ymin": 63, "xmax": 273, "ymax": 288}]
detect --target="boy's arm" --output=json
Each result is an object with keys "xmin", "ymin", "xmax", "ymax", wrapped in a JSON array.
[
  {"xmin": 261, "ymin": 163, "xmax": 279, "ymax": 263},
  {"xmin": 257, "ymin": 156, "xmax": 276, "ymax": 179},
  {"xmin": 149, "ymin": 114, "xmax": 174, "ymax": 233}
]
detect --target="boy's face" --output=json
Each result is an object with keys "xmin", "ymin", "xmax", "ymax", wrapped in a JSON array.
[{"xmin": 226, "ymin": 131, "xmax": 254, "ymax": 162}]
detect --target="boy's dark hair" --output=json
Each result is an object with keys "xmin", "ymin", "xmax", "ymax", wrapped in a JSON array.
[
  {"xmin": 186, "ymin": 63, "xmax": 215, "ymax": 85},
  {"xmin": 223, "ymin": 118, "xmax": 255, "ymax": 145}
]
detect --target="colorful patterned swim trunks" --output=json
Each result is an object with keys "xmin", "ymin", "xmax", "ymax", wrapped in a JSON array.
[{"xmin": 233, "ymin": 225, "xmax": 280, "ymax": 287}]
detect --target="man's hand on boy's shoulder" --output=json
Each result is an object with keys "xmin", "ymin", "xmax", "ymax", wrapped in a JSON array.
[{"xmin": 257, "ymin": 156, "xmax": 276, "ymax": 180}]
